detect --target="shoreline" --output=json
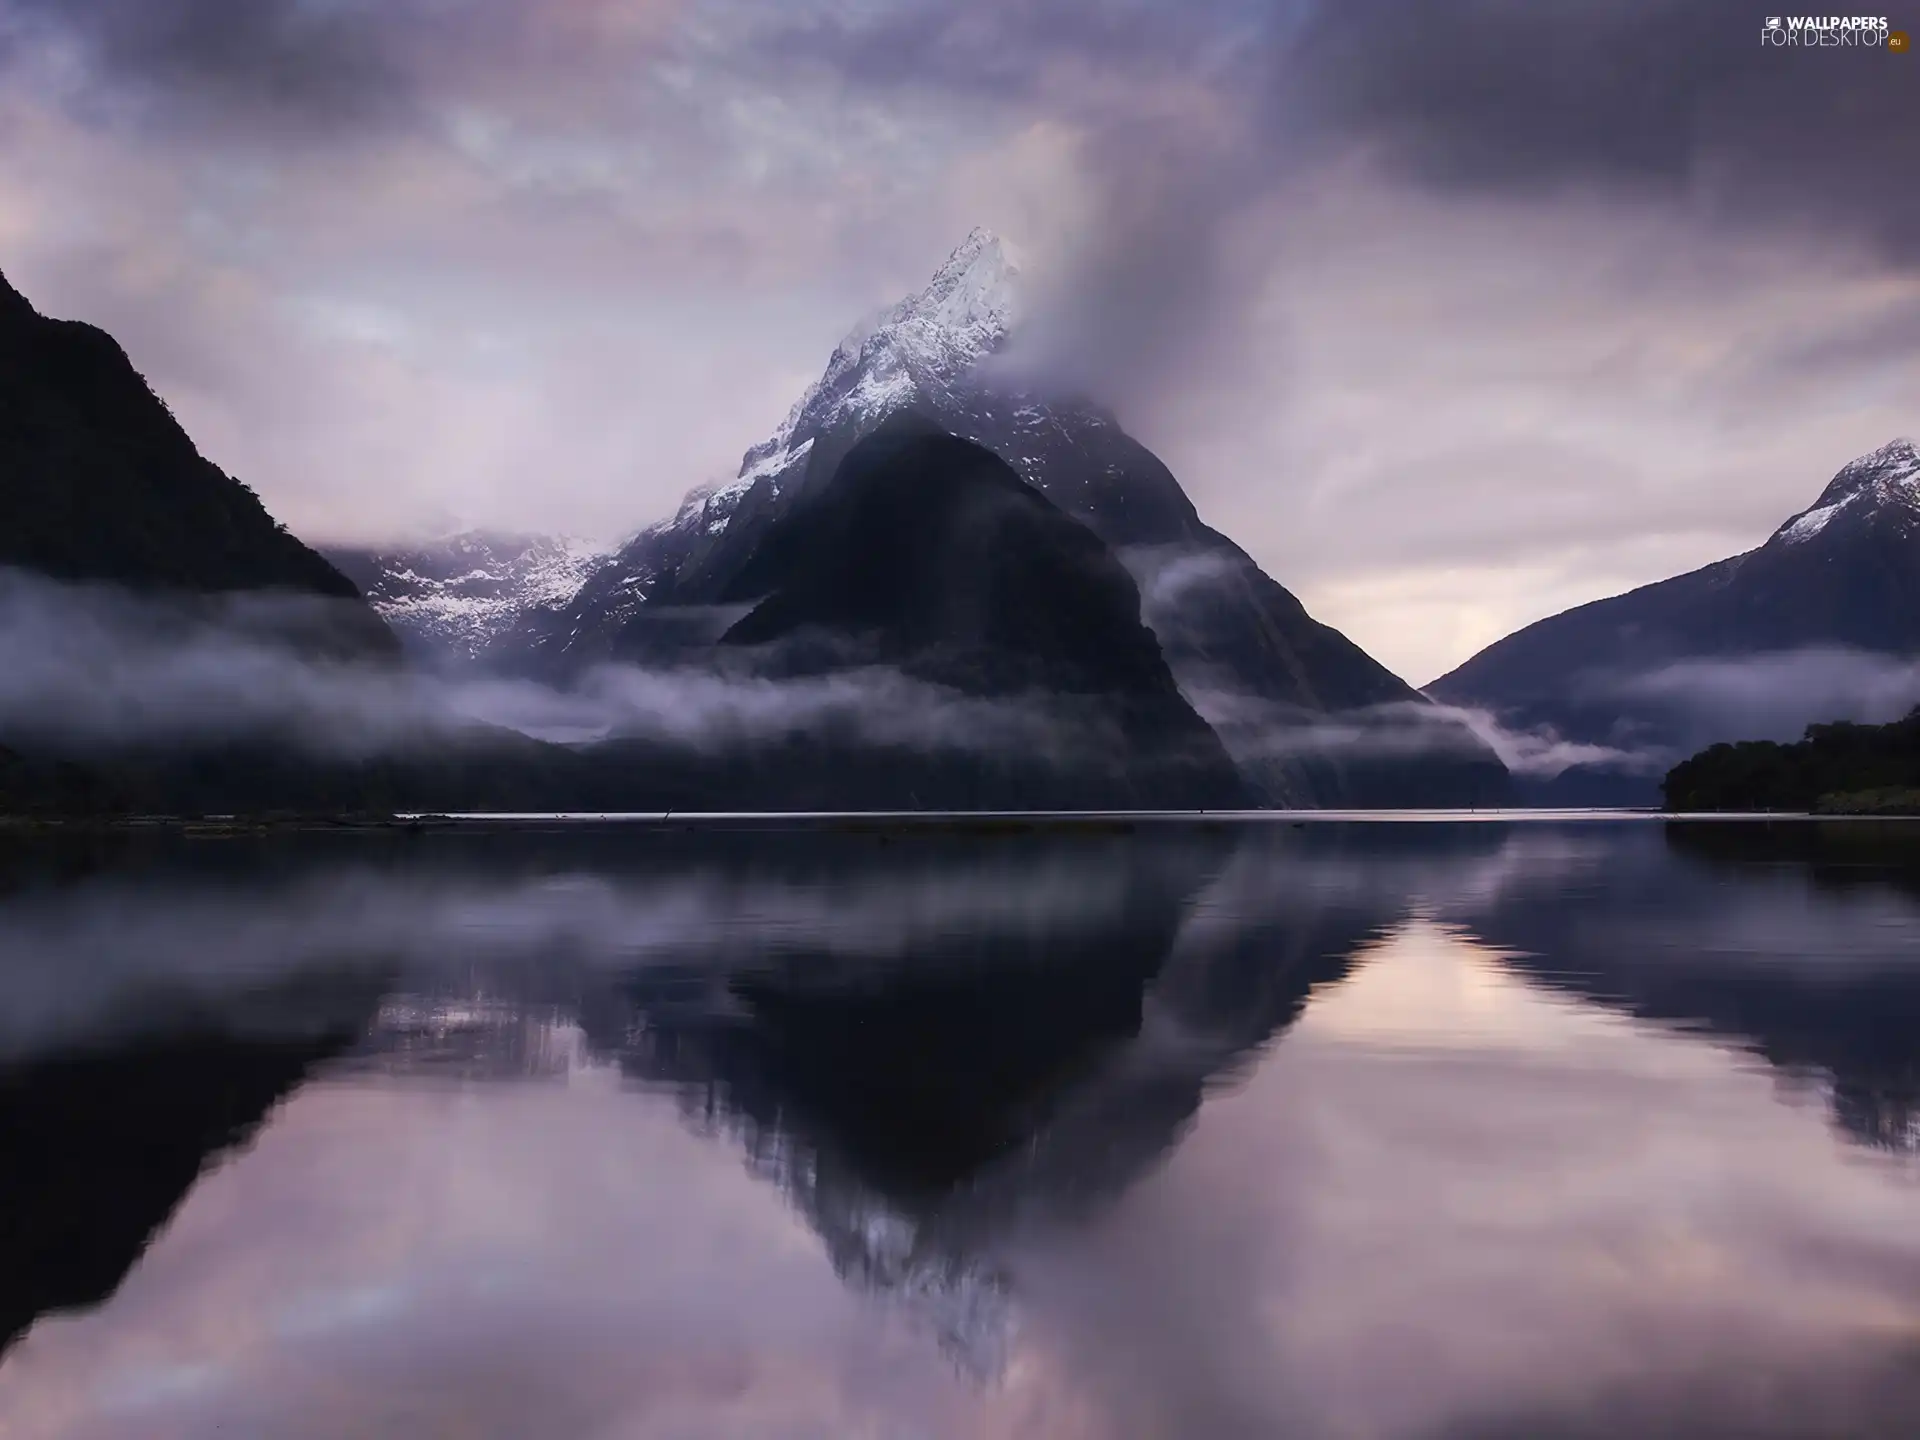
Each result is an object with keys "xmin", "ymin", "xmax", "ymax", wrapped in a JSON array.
[{"xmin": 3, "ymin": 807, "xmax": 1916, "ymax": 836}]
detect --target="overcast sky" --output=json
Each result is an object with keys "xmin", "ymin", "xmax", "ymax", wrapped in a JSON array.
[{"xmin": 0, "ymin": 0, "xmax": 1915, "ymax": 684}]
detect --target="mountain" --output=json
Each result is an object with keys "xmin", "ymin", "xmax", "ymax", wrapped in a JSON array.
[
  {"xmin": 710, "ymin": 415, "xmax": 1246, "ymax": 808},
  {"xmin": 0, "ymin": 259, "xmax": 1230, "ymax": 814},
  {"xmin": 0, "ymin": 419, "xmax": 1247, "ymax": 815},
  {"xmin": 1429, "ymin": 438, "xmax": 1920, "ymax": 801},
  {"xmin": 508, "ymin": 231, "xmax": 1511, "ymax": 808},
  {"xmin": 0, "ymin": 267, "xmax": 391, "ymax": 655},
  {"xmin": 322, "ymin": 532, "xmax": 607, "ymax": 667},
  {"xmin": 0, "ymin": 268, "xmax": 618, "ymax": 815}
]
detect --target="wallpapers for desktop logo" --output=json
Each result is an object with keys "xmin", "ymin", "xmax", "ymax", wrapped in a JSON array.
[{"xmin": 1760, "ymin": 14, "xmax": 1904, "ymax": 45}]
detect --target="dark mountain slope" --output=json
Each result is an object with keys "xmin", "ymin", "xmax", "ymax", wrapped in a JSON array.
[
  {"xmin": 0, "ymin": 270, "xmax": 381, "ymax": 626},
  {"xmin": 710, "ymin": 416, "xmax": 1247, "ymax": 809},
  {"xmin": 1430, "ymin": 438, "xmax": 1920, "ymax": 797},
  {"xmin": 727, "ymin": 419, "xmax": 1193, "ymax": 695},
  {"xmin": 700, "ymin": 394, "xmax": 1429, "ymax": 716}
]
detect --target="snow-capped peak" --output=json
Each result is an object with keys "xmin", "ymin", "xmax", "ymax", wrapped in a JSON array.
[
  {"xmin": 1775, "ymin": 437, "xmax": 1920, "ymax": 545},
  {"xmin": 901, "ymin": 226, "xmax": 1022, "ymax": 348},
  {"xmin": 711, "ymin": 231, "xmax": 1023, "ymax": 521},
  {"xmin": 1822, "ymin": 436, "xmax": 1919, "ymax": 500},
  {"xmin": 789, "ymin": 227, "xmax": 1018, "ymax": 430}
]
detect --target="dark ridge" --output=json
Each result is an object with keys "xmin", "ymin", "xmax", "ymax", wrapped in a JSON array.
[
  {"xmin": 714, "ymin": 415, "xmax": 1248, "ymax": 809},
  {"xmin": 724, "ymin": 417, "xmax": 1195, "ymax": 698},
  {"xmin": 0, "ymin": 264, "xmax": 392, "ymax": 653}
]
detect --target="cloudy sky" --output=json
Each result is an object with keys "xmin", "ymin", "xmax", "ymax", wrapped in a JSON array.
[{"xmin": 0, "ymin": 0, "xmax": 1914, "ymax": 684}]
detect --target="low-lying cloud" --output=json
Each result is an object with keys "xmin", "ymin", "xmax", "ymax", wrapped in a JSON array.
[
  {"xmin": 1598, "ymin": 647, "xmax": 1920, "ymax": 748},
  {"xmin": 1194, "ymin": 692, "xmax": 1655, "ymax": 781},
  {"xmin": 10, "ymin": 571, "xmax": 1911, "ymax": 796},
  {"xmin": 1126, "ymin": 543, "xmax": 1662, "ymax": 781},
  {"xmin": 0, "ymin": 569, "xmax": 1077, "ymax": 762}
]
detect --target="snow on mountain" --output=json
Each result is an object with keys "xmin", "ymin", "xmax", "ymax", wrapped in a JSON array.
[
  {"xmin": 1774, "ymin": 437, "xmax": 1920, "ymax": 545},
  {"xmin": 323, "ymin": 532, "xmax": 610, "ymax": 665},
  {"xmin": 327, "ymin": 231, "xmax": 1019, "ymax": 674},
  {"xmin": 501, "ymin": 230, "xmax": 1028, "ymax": 674},
  {"xmin": 705, "ymin": 228, "xmax": 1020, "ymax": 525}
]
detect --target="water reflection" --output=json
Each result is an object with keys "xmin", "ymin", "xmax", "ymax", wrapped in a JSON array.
[
  {"xmin": 1435, "ymin": 821, "xmax": 1920, "ymax": 1154},
  {"xmin": 0, "ymin": 989, "xmax": 378, "ymax": 1354},
  {"xmin": 0, "ymin": 820, "xmax": 1916, "ymax": 1438},
  {"xmin": 594, "ymin": 828, "xmax": 1422, "ymax": 1372}
]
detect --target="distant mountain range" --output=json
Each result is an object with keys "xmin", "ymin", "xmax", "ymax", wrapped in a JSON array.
[
  {"xmin": 322, "ymin": 532, "xmax": 605, "ymax": 667},
  {"xmin": 1430, "ymin": 437, "xmax": 1920, "ymax": 802},
  {"xmin": 8, "ymin": 237, "xmax": 1916, "ymax": 815}
]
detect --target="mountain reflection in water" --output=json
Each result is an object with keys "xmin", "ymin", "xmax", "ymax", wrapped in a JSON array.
[{"xmin": 0, "ymin": 819, "xmax": 1917, "ymax": 1438}]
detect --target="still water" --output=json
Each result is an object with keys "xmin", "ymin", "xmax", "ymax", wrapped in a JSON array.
[{"xmin": 0, "ymin": 817, "xmax": 1917, "ymax": 1439}]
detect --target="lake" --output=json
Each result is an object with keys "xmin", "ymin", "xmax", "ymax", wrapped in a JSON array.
[{"xmin": 0, "ymin": 816, "xmax": 1917, "ymax": 1438}]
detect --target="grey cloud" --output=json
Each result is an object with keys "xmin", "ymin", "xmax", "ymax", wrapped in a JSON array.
[
  {"xmin": 0, "ymin": 0, "xmax": 695, "ymax": 146},
  {"xmin": 1290, "ymin": 1, "xmax": 1735, "ymax": 188},
  {"xmin": 1289, "ymin": 0, "xmax": 1920, "ymax": 257},
  {"xmin": 765, "ymin": 0, "xmax": 1263, "ymax": 99},
  {"xmin": 16, "ymin": 0, "xmax": 1919, "ymax": 371},
  {"xmin": 1442, "ymin": 704, "xmax": 1661, "ymax": 780},
  {"xmin": 776, "ymin": 0, "xmax": 1920, "ymax": 414},
  {"xmin": 1130, "ymin": 545, "xmax": 1244, "ymax": 613},
  {"xmin": 0, "ymin": 0, "xmax": 410, "ymax": 132},
  {"xmin": 762, "ymin": 0, "xmax": 1302, "ymax": 416},
  {"xmin": 1743, "ymin": 295, "xmax": 1920, "ymax": 380}
]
